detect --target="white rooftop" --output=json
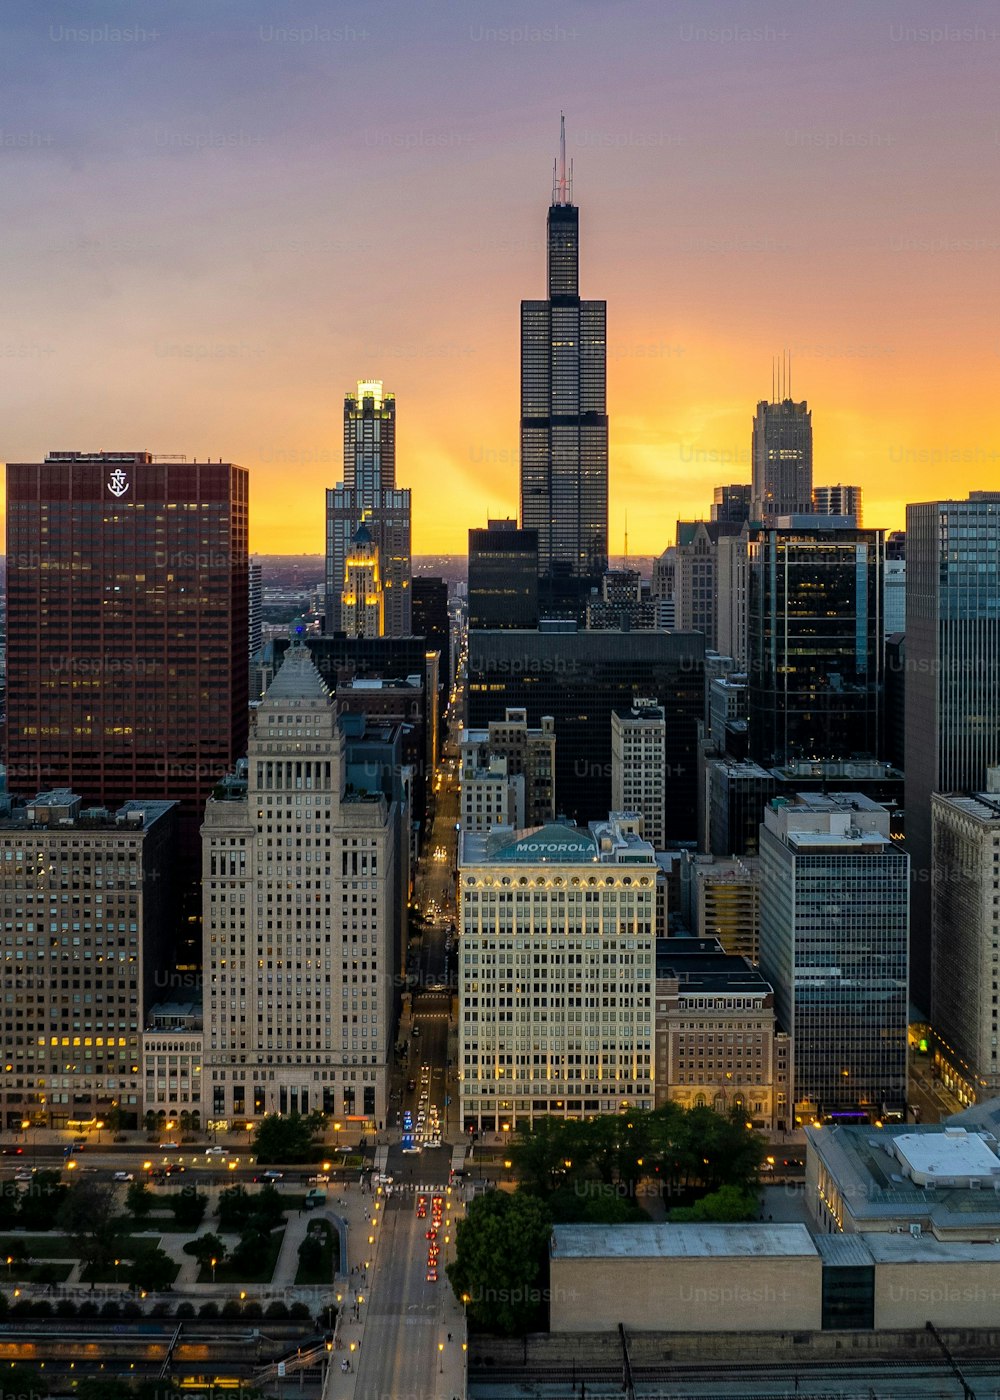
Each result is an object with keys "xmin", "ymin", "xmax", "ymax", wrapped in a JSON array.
[
  {"xmin": 894, "ymin": 1128, "xmax": 1000, "ymax": 1186},
  {"xmin": 551, "ymin": 1222, "xmax": 817, "ymax": 1260}
]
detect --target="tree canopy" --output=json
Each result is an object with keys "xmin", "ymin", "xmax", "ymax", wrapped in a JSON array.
[
  {"xmin": 252, "ymin": 1111, "xmax": 325, "ymax": 1164},
  {"xmin": 447, "ymin": 1190, "xmax": 552, "ymax": 1336}
]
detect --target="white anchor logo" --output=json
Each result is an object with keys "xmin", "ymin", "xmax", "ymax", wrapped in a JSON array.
[{"xmin": 107, "ymin": 468, "xmax": 129, "ymax": 498}]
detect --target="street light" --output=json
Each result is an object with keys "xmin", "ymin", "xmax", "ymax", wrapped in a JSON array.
[
  {"xmin": 438, "ymin": 1341, "xmax": 445, "ymax": 1373},
  {"xmin": 114, "ymin": 1258, "xmax": 120, "ymax": 1285},
  {"xmin": 210, "ymin": 1257, "xmax": 217, "ymax": 1284}
]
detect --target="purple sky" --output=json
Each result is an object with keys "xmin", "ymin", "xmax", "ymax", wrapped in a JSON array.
[{"xmin": 2, "ymin": 0, "xmax": 998, "ymax": 551}]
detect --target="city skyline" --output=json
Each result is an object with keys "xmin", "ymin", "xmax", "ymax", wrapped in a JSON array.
[{"xmin": 1, "ymin": 0, "xmax": 999, "ymax": 553}]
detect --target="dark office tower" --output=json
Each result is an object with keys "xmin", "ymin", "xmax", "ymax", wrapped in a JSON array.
[
  {"xmin": 468, "ymin": 519, "xmax": 539, "ymax": 629},
  {"xmin": 467, "ymin": 628, "xmax": 704, "ymax": 837},
  {"xmin": 520, "ymin": 117, "xmax": 608, "ymax": 606},
  {"xmin": 751, "ymin": 392, "xmax": 813, "ymax": 521},
  {"xmin": 412, "ymin": 575, "xmax": 451, "ymax": 721},
  {"xmin": 747, "ymin": 522, "xmax": 883, "ymax": 768},
  {"xmin": 813, "ymin": 483, "xmax": 862, "ymax": 524},
  {"xmin": 326, "ymin": 381, "xmax": 411, "ymax": 637},
  {"xmin": 905, "ymin": 492, "xmax": 1000, "ymax": 1012},
  {"xmin": 5, "ymin": 451, "xmax": 248, "ymax": 860},
  {"xmin": 711, "ymin": 484, "xmax": 752, "ymax": 526}
]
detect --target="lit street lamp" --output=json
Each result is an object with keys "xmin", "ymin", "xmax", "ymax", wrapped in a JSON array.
[{"xmin": 438, "ymin": 1341, "xmax": 445, "ymax": 1373}]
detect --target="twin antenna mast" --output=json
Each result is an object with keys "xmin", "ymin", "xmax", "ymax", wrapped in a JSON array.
[{"xmin": 552, "ymin": 111, "xmax": 574, "ymax": 205}]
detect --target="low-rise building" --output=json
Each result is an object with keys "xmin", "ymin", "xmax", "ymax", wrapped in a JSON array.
[
  {"xmin": 141, "ymin": 1003, "xmax": 204, "ymax": 1128},
  {"xmin": 679, "ymin": 853, "xmax": 760, "ymax": 963},
  {"xmin": 460, "ymin": 707, "xmax": 555, "ymax": 828},
  {"xmin": 460, "ymin": 753, "xmax": 525, "ymax": 834},
  {"xmin": 654, "ymin": 937, "xmax": 789, "ymax": 1130}
]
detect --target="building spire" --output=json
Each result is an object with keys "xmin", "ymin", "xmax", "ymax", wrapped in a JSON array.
[{"xmin": 552, "ymin": 111, "xmax": 573, "ymax": 206}]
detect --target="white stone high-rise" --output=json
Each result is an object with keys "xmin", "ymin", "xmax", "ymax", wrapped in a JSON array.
[
  {"xmin": 202, "ymin": 641, "xmax": 398, "ymax": 1130},
  {"xmin": 611, "ymin": 700, "xmax": 666, "ymax": 849}
]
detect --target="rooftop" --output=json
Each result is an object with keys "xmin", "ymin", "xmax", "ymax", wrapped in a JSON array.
[
  {"xmin": 656, "ymin": 941, "xmax": 771, "ymax": 996},
  {"xmin": 551, "ymin": 1222, "xmax": 817, "ymax": 1260}
]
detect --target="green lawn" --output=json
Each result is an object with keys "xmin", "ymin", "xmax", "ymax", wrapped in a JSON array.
[
  {"xmin": 0, "ymin": 1234, "xmax": 162, "ymax": 1259},
  {"xmin": 11, "ymin": 1262, "xmax": 74, "ymax": 1284},
  {"xmin": 196, "ymin": 1227, "xmax": 284, "ymax": 1285},
  {"xmin": 83, "ymin": 1257, "xmax": 180, "ymax": 1286},
  {"xmin": 294, "ymin": 1218, "xmax": 339, "ymax": 1285}
]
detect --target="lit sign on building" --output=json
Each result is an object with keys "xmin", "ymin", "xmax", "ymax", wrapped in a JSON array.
[{"xmin": 107, "ymin": 468, "xmax": 130, "ymax": 498}]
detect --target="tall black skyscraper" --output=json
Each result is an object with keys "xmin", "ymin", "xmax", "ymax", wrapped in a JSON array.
[
  {"xmin": 747, "ymin": 521, "xmax": 883, "ymax": 767},
  {"xmin": 468, "ymin": 519, "xmax": 539, "ymax": 629},
  {"xmin": 520, "ymin": 117, "xmax": 608, "ymax": 604}
]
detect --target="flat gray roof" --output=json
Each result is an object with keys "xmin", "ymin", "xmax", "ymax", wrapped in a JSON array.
[{"xmin": 551, "ymin": 1222, "xmax": 818, "ymax": 1260}]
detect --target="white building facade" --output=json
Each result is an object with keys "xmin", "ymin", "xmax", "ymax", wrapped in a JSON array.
[
  {"xmin": 611, "ymin": 700, "xmax": 666, "ymax": 850},
  {"xmin": 202, "ymin": 642, "xmax": 398, "ymax": 1132},
  {"xmin": 459, "ymin": 817, "xmax": 657, "ymax": 1131}
]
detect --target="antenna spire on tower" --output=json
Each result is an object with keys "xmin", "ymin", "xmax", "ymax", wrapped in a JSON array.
[{"xmin": 552, "ymin": 111, "xmax": 573, "ymax": 205}]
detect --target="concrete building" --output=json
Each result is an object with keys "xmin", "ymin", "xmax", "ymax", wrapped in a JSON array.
[
  {"xmin": 460, "ymin": 753, "xmax": 525, "ymax": 834},
  {"xmin": 883, "ymin": 558, "xmax": 905, "ymax": 638},
  {"xmin": 550, "ymin": 1215, "xmax": 1000, "ymax": 1333},
  {"xmin": 759, "ymin": 794, "xmax": 908, "ymax": 1122},
  {"xmin": 931, "ymin": 779, "xmax": 1000, "ymax": 1105},
  {"xmin": 611, "ymin": 700, "xmax": 666, "ymax": 849},
  {"xmin": 813, "ymin": 483, "xmax": 862, "ymax": 523},
  {"xmin": 751, "ymin": 394, "xmax": 813, "ymax": 521},
  {"xmin": 679, "ymin": 853, "xmax": 760, "ymax": 963},
  {"xmin": 202, "ymin": 642, "xmax": 400, "ymax": 1130},
  {"xmin": 141, "ymin": 1004, "xmax": 204, "ymax": 1128},
  {"xmin": 805, "ymin": 1119, "xmax": 1000, "ymax": 1241},
  {"xmin": 550, "ymin": 1223, "xmax": 822, "ymax": 1333},
  {"xmin": 716, "ymin": 530, "xmax": 750, "ymax": 670},
  {"xmin": 460, "ymin": 708, "xmax": 555, "ymax": 830},
  {"xmin": 655, "ymin": 937, "xmax": 789, "ymax": 1129},
  {"xmin": 0, "ymin": 790, "xmax": 177, "ymax": 1130},
  {"xmin": 672, "ymin": 521, "xmax": 743, "ymax": 652},
  {"xmin": 458, "ymin": 816, "xmax": 657, "ymax": 1130},
  {"xmin": 708, "ymin": 673, "xmax": 748, "ymax": 750}
]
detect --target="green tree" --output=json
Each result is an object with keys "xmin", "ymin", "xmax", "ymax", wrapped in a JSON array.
[
  {"xmin": 218, "ymin": 1185, "xmax": 254, "ymax": 1231},
  {"xmin": 251, "ymin": 1183, "xmax": 285, "ymax": 1231},
  {"xmin": 252, "ymin": 1111, "xmax": 323, "ymax": 1164},
  {"xmin": 183, "ymin": 1232, "xmax": 227, "ymax": 1268},
  {"xmin": 168, "ymin": 1187, "xmax": 207, "ymax": 1229},
  {"xmin": 509, "ymin": 1116, "xmax": 578, "ymax": 1196},
  {"xmin": 671, "ymin": 1183, "xmax": 758, "ymax": 1223},
  {"xmin": 56, "ymin": 1178, "xmax": 124, "ymax": 1282},
  {"xmin": 297, "ymin": 1233, "xmax": 323, "ymax": 1274},
  {"xmin": 126, "ymin": 1180, "xmax": 153, "ymax": 1220},
  {"xmin": 0, "ymin": 1365, "xmax": 48, "ymax": 1398},
  {"xmin": 126, "ymin": 1245, "xmax": 175, "ymax": 1293},
  {"xmin": 231, "ymin": 1222, "xmax": 274, "ymax": 1273},
  {"xmin": 17, "ymin": 1171, "xmax": 67, "ymax": 1230},
  {"xmin": 447, "ymin": 1190, "xmax": 552, "ymax": 1336}
]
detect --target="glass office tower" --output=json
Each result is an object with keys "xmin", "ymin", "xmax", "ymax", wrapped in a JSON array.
[
  {"xmin": 905, "ymin": 492, "xmax": 1000, "ymax": 1011},
  {"xmin": 748, "ymin": 522, "xmax": 883, "ymax": 767},
  {"xmin": 759, "ymin": 793, "xmax": 909, "ymax": 1120},
  {"xmin": 751, "ymin": 397, "xmax": 813, "ymax": 521}
]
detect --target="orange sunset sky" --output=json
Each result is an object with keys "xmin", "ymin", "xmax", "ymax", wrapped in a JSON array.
[{"xmin": 2, "ymin": 0, "xmax": 999, "ymax": 555}]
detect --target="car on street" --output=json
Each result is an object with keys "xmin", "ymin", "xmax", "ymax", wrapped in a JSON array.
[
  {"xmin": 205, "ymin": 1145, "xmax": 226, "ymax": 1156},
  {"xmin": 406, "ymin": 1079, "xmax": 416, "ymax": 1091},
  {"xmin": 426, "ymin": 1269, "xmax": 438, "ymax": 1283},
  {"xmin": 14, "ymin": 1167, "xmax": 33, "ymax": 1181},
  {"xmin": 261, "ymin": 1169, "xmax": 284, "ymax": 1180},
  {"xmin": 113, "ymin": 1170, "xmax": 135, "ymax": 1182}
]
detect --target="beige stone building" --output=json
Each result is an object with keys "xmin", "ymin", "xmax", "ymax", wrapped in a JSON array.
[{"xmin": 654, "ymin": 937, "xmax": 790, "ymax": 1131}]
